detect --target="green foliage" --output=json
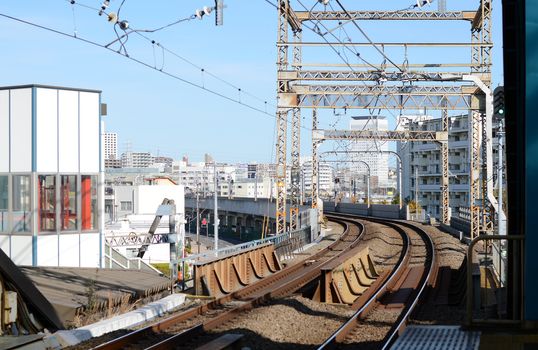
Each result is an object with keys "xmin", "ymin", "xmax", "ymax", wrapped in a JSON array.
[
  {"xmin": 391, "ymin": 193, "xmax": 400, "ymax": 205},
  {"xmin": 408, "ymin": 200, "xmax": 421, "ymax": 213},
  {"xmin": 151, "ymin": 263, "xmax": 171, "ymax": 277},
  {"xmin": 85, "ymin": 279, "xmax": 97, "ymax": 311}
]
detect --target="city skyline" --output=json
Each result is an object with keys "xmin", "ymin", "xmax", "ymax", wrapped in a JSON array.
[{"xmin": 0, "ymin": 0, "xmax": 504, "ymax": 163}]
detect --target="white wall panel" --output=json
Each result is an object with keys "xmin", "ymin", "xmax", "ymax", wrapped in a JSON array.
[
  {"xmin": 36, "ymin": 88, "xmax": 58, "ymax": 172},
  {"xmin": 10, "ymin": 89, "xmax": 32, "ymax": 172},
  {"xmin": 10, "ymin": 235, "xmax": 32, "ymax": 265},
  {"xmin": 59, "ymin": 234, "xmax": 79, "ymax": 266},
  {"xmin": 0, "ymin": 91, "xmax": 9, "ymax": 172},
  {"xmin": 79, "ymin": 92, "xmax": 99, "ymax": 173},
  {"xmin": 37, "ymin": 235, "xmax": 59, "ymax": 266},
  {"xmin": 135, "ymin": 185, "xmax": 184, "ymax": 215},
  {"xmin": 80, "ymin": 233, "xmax": 100, "ymax": 267},
  {"xmin": 58, "ymin": 90, "xmax": 79, "ymax": 173},
  {"xmin": 0, "ymin": 235, "xmax": 10, "ymax": 256}
]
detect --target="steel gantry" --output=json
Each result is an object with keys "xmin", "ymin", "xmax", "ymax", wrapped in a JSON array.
[
  {"xmin": 290, "ymin": 28, "xmax": 302, "ymax": 231},
  {"xmin": 320, "ymin": 150, "xmax": 403, "ymax": 209},
  {"xmin": 275, "ymin": 0, "xmax": 495, "ymax": 237}
]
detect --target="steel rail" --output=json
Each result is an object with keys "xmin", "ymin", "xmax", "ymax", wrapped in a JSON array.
[
  {"xmin": 317, "ymin": 214, "xmax": 437, "ymax": 349},
  {"xmin": 93, "ymin": 215, "xmax": 365, "ymax": 350},
  {"xmin": 380, "ymin": 219, "xmax": 438, "ymax": 350}
]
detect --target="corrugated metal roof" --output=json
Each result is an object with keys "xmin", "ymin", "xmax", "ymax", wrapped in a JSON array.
[{"xmin": 20, "ymin": 267, "xmax": 172, "ymax": 325}]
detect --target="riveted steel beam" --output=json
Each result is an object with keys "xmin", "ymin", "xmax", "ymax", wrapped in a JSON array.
[{"xmin": 295, "ymin": 10, "xmax": 476, "ymax": 21}]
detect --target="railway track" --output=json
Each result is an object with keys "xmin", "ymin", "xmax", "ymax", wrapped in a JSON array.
[
  {"xmin": 317, "ymin": 216, "xmax": 438, "ymax": 350},
  {"xmin": 92, "ymin": 215, "xmax": 367, "ymax": 350},
  {"xmin": 90, "ymin": 214, "xmax": 438, "ymax": 350}
]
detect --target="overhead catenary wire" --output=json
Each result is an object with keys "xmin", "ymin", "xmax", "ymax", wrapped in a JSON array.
[
  {"xmin": 0, "ymin": 12, "xmax": 314, "ymax": 131},
  {"xmin": 65, "ymin": 0, "xmax": 279, "ymax": 110},
  {"xmin": 334, "ymin": 0, "xmax": 404, "ymax": 72}
]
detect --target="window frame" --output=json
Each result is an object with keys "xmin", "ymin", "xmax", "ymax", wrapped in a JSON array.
[
  {"xmin": 11, "ymin": 173, "xmax": 32, "ymax": 234},
  {"xmin": 0, "ymin": 174, "xmax": 9, "ymax": 233}
]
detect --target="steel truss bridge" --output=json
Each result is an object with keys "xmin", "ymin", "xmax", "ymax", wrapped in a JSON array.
[{"xmin": 275, "ymin": 0, "xmax": 501, "ymax": 240}]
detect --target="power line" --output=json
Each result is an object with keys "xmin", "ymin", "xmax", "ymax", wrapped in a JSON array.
[
  {"xmin": 261, "ymin": 0, "xmax": 278, "ymax": 9},
  {"xmin": 296, "ymin": 0, "xmax": 381, "ymax": 71},
  {"xmin": 0, "ymin": 12, "xmax": 306, "ymax": 130},
  {"xmin": 66, "ymin": 0, "xmax": 278, "ymax": 109},
  {"xmin": 334, "ymin": 0, "xmax": 404, "ymax": 72}
]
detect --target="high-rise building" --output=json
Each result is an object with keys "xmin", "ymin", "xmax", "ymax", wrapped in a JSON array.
[
  {"xmin": 104, "ymin": 132, "xmax": 118, "ymax": 160},
  {"xmin": 349, "ymin": 116, "xmax": 389, "ymax": 188},
  {"xmin": 397, "ymin": 114, "xmax": 470, "ymax": 219}
]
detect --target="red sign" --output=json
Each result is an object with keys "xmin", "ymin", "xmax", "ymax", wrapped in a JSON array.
[{"xmin": 201, "ymin": 218, "xmax": 207, "ymax": 226}]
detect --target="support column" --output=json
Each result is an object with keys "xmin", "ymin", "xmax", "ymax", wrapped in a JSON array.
[
  {"xmin": 276, "ymin": 0, "xmax": 290, "ymax": 235},
  {"xmin": 290, "ymin": 29, "xmax": 302, "ymax": 231},
  {"xmin": 311, "ymin": 108, "xmax": 319, "ymax": 210},
  {"xmin": 470, "ymin": 111, "xmax": 482, "ymax": 240},
  {"xmin": 441, "ymin": 107, "xmax": 450, "ymax": 225}
]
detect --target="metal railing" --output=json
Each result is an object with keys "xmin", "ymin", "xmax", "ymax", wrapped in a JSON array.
[
  {"xmin": 174, "ymin": 227, "xmax": 312, "ymax": 291},
  {"xmin": 181, "ymin": 227, "xmax": 310, "ymax": 263},
  {"xmin": 105, "ymin": 233, "xmax": 169, "ymax": 247},
  {"xmin": 104, "ymin": 243, "xmax": 163, "ymax": 275},
  {"xmin": 466, "ymin": 234, "xmax": 524, "ymax": 326}
]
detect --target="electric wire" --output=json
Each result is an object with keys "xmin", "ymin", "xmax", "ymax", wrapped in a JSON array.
[
  {"xmin": 334, "ymin": 0, "xmax": 404, "ymax": 72},
  {"xmin": 0, "ymin": 12, "xmax": 303, "ymax": 129},
  {"xmin": 262, "ymin": 0, "xmax": 278, "ymax": 9},
  {"xmin": 65, "ymin": 0, "xmax": 278, "ymax": 110}
]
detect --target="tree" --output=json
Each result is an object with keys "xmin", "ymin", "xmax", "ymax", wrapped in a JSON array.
[
  {"xmin": 408, "ymin": 200, "xmax": 421, "ymax": 213},
  {"xmin": 391, "ymin": 192, "xmax": 400, "ymax": 205}
]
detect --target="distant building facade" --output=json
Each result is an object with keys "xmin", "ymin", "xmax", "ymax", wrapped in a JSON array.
[
  {"xmin": 349, "ymin": 116, "xmax": 390, "ymax": 188},
  {"xmin": 104, "ymin": 132, "xmax": 118, "ymax": 160},
  {"xmin": 121, "ymin": 152, "xmax": 153, "ymax": 168}
]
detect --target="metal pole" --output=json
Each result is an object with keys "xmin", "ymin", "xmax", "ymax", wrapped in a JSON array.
[
  {"xmin": 169, "ymin": 201, "xmax": 178, "ymax": 284},
  {"xmin": 254, "ymin": 174, "xmax": 258, "ymax": 202},
  {"xmin": 196, "ymin": 192, "xmax": 200, "ymax": 254},
  {"xmin": 214, "ymin": 162, "xmax": 219, "ymax": 254},
  {"xmin": 367, "ymin": 168, "xmax": 370, "ymax": 208},
  {"xmin": 397, "ymin": 157, "xmax": 402, "ymax": 209},
  {"xmin": 415, "ymin": 166, "xmax": 419, "ymax": 212},
  {"xmin": 498, "ymin": 120, "xmax": 506, "ymax": 235}
]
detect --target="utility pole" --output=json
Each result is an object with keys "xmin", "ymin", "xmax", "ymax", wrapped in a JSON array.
[
  {"xmin": 213, "ymin": 162, "xmax": 219, "ymax": 254},
  {"xmin": 498, "ymin": 120, "xmax": 506, "ymax": 236},
  {"xmin": 196, "ymin": 191, "xmax": 200, "ymax": 254},
  {"xmin": 415, "ymin": 166, "xmax": 419, "ymax": 212},
  {"xmin": 254, "ymin": 174, "xmax": 258, "ymax": 202}
]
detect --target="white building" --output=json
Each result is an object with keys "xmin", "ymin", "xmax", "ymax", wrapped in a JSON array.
[
  {"xmin": 121, "ymin": 152, "xmax": 153, "ymax": 168},
  {"xmin": 397, "ymin": 114, "xmax": 470, "ymax": 219},
  {"xmin": 219, "ymin": 178, "xmax": 274, "ymax": 199},
  {"xmin": 349, "ymin": 116, "xmax": 389, "ymax": 188},
  {"xmin": 300, "ymin": 158, "xmax": 334, "ymax": 197},
  {"xmin": 173, "ymin": 161, "xmax": 238, "ymax": 196},
  {"xmin": 104, "ymin": 183, "xmax": 185, "ymax": 264},
  {"xmin": 104, "ymin": 132, "xmax": 118, "ymax": 160},
  {"xmin": 0, "ymin": 84, "xmax": 103, "ymax": 267}
]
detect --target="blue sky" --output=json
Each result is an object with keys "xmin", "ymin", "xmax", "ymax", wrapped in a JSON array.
[{"xmin": 0, "ymin": 0, "xmax": 504, "ymax": 163}]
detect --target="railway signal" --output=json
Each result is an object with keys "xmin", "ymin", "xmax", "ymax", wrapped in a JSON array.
[{"xmin": 494, "ymin": 86, "xmax": 505, "ymax": 117}]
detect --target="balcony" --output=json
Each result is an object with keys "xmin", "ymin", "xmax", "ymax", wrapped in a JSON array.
[{"xmin": 449, "ymin": 140, "xmax": 469, "ymax": 149}]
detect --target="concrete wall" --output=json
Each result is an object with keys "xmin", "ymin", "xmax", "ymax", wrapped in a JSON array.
[
  {"xmin": 185, "ymin": 197, "xmax": 310, "ymax": 221},
  {"xmin": 323, "ymin": 201, "xmax": 405, "ymax": 220}
]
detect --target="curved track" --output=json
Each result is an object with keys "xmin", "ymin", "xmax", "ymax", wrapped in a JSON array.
[
  {"xmin": 93, "ymin": 215, "xmax": 367, "ymax": 350},
  {"xmin": 317, "ymin": 215, "xmax": 438, "ymax": 350}
]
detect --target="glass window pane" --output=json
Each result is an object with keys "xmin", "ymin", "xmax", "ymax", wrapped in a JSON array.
[
  {"xmin": 121, "ymin": 201, "xmax": 132, "ymax": 211},
  {"xmin": 13, "ymin": 175, "xmax": 31, "ymax": 233},
  {"xmin": 81, "ymin": 175, "xmax": 98, "ymax": 231},
  {"xmin": 0, "ymin": 176, "xmax": 7, "ymax": 232},
  {"xmin": 61, "ymin": 175, "xmax": 77, "ymax": 231},
  {"xmin": 38, "ymin": 175, "xmax": 56, "ymax": 232}
]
